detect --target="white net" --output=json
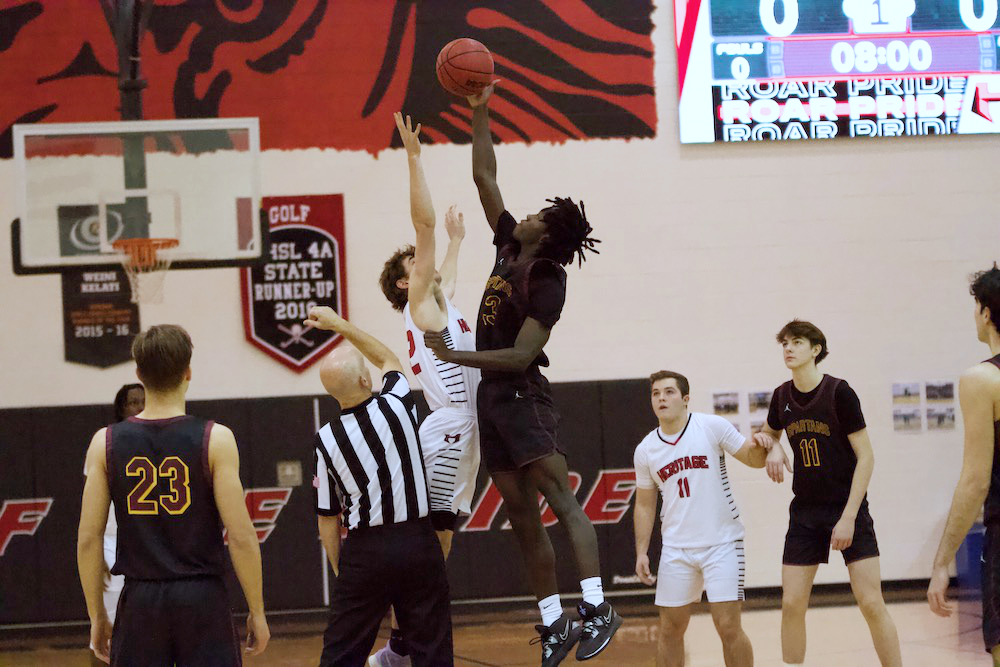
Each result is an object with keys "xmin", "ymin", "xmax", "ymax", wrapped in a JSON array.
[{"xmin": 113, "ymin": 239, "xmax": 177, "ymax": 304}]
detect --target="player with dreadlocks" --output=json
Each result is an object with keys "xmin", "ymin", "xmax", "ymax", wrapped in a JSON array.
[{"xmin": 424, "ymin": 82, "xmax": 620, "ymax": 667}]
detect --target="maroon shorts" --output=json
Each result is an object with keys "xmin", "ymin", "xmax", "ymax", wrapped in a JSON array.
[{"xmin": 476, "ymin": 375, "xmax": 564, "ymax": 473}]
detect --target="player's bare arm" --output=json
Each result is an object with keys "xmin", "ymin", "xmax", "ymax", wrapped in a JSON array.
[
  {"xmin": 469, "ymin": 81, "xmax": 504, "ymax": 230},
  {"xmin": 209, "ymin": 424, "xmax": 270, "ymax": 656},
  {"xmin": 305, "ymin": 306, "xmax": 404, "ymax": 376},
  {"xmin": 78, "ymin": 428, "xmax": 112, "ymax": 664},
  {"xmin": 929, "ymin": 365, "xmax": 997, "ymax": 616},
  {"xmin": 424, "ymin": 316, "xmax": 549, "ymax": 372},
  {"xmin": 317, "ymin": 514, "xmax": 342, "ymax": 576},
  {"xmin": 831, "ymin": 428, "xmax": 875, "ymax": 551},
  {"xmin": 394, "ymin": 112, "xmax": 447, "ymax": 332},
  {"xmin": 438, "ymin": 204, "xmax": 465, "ymax": 301},
  {"xmin": 731, "ymin": 438, "xmax": 768, "ymax": 468},
  {"xmin": 762, "ymin": 422, "xmax": 793, "ymax": 483},
  {"xmin": 633, "ymin": 486, "xmax": 658, "ymax": 586}
]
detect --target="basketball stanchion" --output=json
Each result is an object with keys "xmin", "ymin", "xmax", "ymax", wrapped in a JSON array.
[{"xmin": 112, "ymin": 237, "xmax": 179, "ymax": 304}]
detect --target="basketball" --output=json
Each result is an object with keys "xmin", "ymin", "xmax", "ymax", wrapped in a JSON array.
[{"xmin": 435, "ymin": 38, "xmax": 494, "ymax": 97}]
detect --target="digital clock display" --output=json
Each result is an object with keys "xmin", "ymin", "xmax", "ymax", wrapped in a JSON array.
[{"xmin": 675, "ymin": 0, "xmax": 1000, "ymax": 142}]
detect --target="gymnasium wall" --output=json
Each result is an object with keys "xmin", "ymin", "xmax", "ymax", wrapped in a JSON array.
[{"xmin": 1, "ymin": 0, "xmax": 998, "ymax": 613}]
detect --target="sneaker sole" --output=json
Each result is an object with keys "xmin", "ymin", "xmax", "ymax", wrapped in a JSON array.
[{"xmin": 575, "ymin": 614, "xmax": 623, "ymax": 661}]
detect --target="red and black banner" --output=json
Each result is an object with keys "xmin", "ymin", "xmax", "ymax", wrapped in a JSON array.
[
  {"xmin": 240, "ymin": 195, "xmax": 347, "ymax": 372},
  {"xmin": 0, "ymin": 1, "xmax": 655, "ymax": 157}
]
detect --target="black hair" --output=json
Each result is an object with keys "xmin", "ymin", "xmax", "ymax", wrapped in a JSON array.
[
  {"xmin": 538, "ymin": 197, "xmax": 600, "ymax": 267},
  {"xmin": 971, "ymin": 264, "xmax": 1000, "ymax": 332},
  {"xmin": 114, "ymin": 383, "xmax": 144, "ymax": 422}
]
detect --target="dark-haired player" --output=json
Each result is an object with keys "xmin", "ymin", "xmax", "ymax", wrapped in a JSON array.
[
  {"xmin": 928, "ymin": 265, "xmax": 1000, "ymax": 663},
  {"xmin": 370, "ymin": 113, "xmax": 481, "ymax": 667},
  {"xmin": 754, "ymin": 320, "xmax": 900, "ymax": 667},
  {"xmin": 423, "ymin": 82, "xmax": 619, "ymax": 667},
  {"xmin": 78, "ymin": 325, "xmax": 269, "ymax": 665}
]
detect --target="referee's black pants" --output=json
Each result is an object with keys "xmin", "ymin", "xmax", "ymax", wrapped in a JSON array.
[{"xmin": 319, "ymin": 517, "xmax": 453, "ymax": 667}]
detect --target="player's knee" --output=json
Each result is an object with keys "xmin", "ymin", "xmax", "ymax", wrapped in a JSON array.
[
  {"xmin": 781, "ymin": 591, "xmax": 809, "ymax": 616},
  {"xmin": 855, "ymin": 591, "xmax": 887, "ymax": 619},
  {"xmin": 659, "ymin": 613, "xmax": 688, "ymax": 638},
  {"xmin": 713, "ymin": 613, "xmax": 743, "ymax": 644}
]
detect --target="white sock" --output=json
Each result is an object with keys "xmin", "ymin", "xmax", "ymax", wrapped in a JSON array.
[
  {"xmin": 580, "ymin": 577, "xmax": 605, "ymax": 606},
  {"xmin": 538, "ymin": 593, "xmax": 562, "ymax": 626}
]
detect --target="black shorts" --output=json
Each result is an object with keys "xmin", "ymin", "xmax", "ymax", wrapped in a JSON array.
[
  {"xmin": 320, "ymin": 517, "xmax": 452, "ymax": 666},
  {"xmin": 982, "ymin": 526, "xmax": 1000, "ymax": 652},
  {"xmin": 477, "ymin": 375, "xmax": 564, "ymax": 474},
  {"xmin": 782, "ymin": 506, "xmax": 879, "ymax": 566},
  {"xmin": 111, "ymin": 575, "xmax": 240, "ymax": 667}
]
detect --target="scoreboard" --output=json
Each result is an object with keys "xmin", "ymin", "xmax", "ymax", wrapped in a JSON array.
[{"xmin": 675, "ymin": 0, "xmax": 1000, "ymax": 142}]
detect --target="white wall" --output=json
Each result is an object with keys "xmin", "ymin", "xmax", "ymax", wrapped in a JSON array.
[{"xmin": 1, "ymin": 3, "xmax": 997, "ymax": 587}]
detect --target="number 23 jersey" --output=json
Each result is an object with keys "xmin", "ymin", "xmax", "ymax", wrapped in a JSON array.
[
  {"xmin": 634, "ymin": 412, "xmax": 746, "ymax": 548},
  {"xmin": 108, "ymin": 416, "xmax": 225, "ymax": 580}
]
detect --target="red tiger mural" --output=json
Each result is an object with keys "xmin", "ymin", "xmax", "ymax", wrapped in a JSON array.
[{"xmin": 0, "ymin": 0, "xmax": 654, "ymax": 157}]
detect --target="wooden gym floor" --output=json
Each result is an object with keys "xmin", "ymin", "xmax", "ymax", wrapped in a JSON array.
[{"xmin": 0, "ymin": 595, "xmax": 989, "ymax": 666}]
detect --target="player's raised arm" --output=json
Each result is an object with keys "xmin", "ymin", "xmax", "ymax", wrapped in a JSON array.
[
  {"xmin": 394, "ymin": 112, "xmax": 444, "ymax": 333},
  {"xmin": 929, "ymin": 365, "xmax": 996, "ymax": 616},
  {"xmin": 305, "ymin": 306, "xmax": 404, "ymax": 377},
  {"xmin": 469, "ymin": 82, "xmax": 504, "ymax": 231},
  {"xmin": 438, "ymin": 205, "xmax": 465, "ymax": 301},
  {"xmin": 209, "ymin": 425, "xmax": 270, "ymax": 656},
  {"xmin": 78, "ymin": 428, "xmax": 112, "ymax": 663}
]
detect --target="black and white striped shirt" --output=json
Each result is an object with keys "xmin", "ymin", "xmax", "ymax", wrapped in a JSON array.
[{"xmin": 315, "ymin": 371, "xmax": 430, "ymax": 530}]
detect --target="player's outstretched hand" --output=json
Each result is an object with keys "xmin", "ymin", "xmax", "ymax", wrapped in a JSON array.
[
  {"xmin": 635, "ymin": 554, "xmax": 655, "ymax": 586},
  {"xmin": 752, "ymin": 431, "xmax": 776, "ymax": 450},
  {"xmin": 424, "ymin": 329, "xmax": 453, "ymax": 360},
  {"xmin": 765, "ymin": 446, "xmax": 791, "ymax": 483},
  {"xmin": 445, "ymin": 205, "xmax": 465, "ymax": 242},
  {"xmin": 89, "ymin": 616, "xmax": 112, "ymax": 664},
  {"xmin": 927, "ymin": 564, "xmax": 955, "ymax": 617},
  {"xmin": 467, "ymin": 80, "xmax": 500, "ymax": 108},
  {"xmin": 245, "ymin": 612, "xmax": 270, "ymax": 656},
  {"xmin": 305, "ymin": 306, "xmax": 344, "ymax": 332},
  {"xmin": 830, "ymin": 515, "xmax": 855, "ymax": 551},
  {"xmin": 393, "ymin": 112, "xmax": 421, "ymax": 157}
]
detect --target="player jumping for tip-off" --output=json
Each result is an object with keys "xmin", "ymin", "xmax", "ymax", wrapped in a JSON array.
[
  {"xmin": 372, "ymin": 113, "xmax": 481, "ymax": 667},
  {"xmin": 423, "ymin": 82, "xmax": 619, "ymax": 667}
]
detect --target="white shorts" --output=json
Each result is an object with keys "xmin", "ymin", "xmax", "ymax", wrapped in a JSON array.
[
  {"xmin": 655, "ymin": 539, "xmax": 745, "ymax": 607},
  {"xmin": 420, "ymin": 407, "xmax": 480, "ymax": 517}
]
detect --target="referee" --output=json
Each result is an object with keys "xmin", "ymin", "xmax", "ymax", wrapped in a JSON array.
[{"xmin": 305, "ymin": 306, "xmax": 453, "ymax": 667}]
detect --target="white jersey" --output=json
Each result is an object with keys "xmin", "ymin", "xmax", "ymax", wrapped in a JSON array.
[
  {"xmin": 403, "ymin": 298, "xmax": 480, "ymax": 411},
  {"xmin": 634, "ymin": 412, "xmax": 746, "ymax": 548}
]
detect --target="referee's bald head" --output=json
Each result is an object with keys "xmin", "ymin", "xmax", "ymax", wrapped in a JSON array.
[{"xmin": 319, "ymin": 347, "xmax": 372, "ymax": 404}]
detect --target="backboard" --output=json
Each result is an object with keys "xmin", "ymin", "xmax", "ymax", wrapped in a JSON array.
[{"xmin": 11, "ymin": 117, "xmax": 263, "ymax": 274}]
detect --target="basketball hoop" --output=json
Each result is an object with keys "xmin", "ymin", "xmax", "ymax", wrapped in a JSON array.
[{"xmin": 112, "ymin": 238, "xmax": 178, "ymax": 304}]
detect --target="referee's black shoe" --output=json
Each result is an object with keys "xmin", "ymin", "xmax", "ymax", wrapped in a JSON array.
[
  {"xmin": 575, "ymin": 601, "xmax": 623, "ymax": 660},
  {"xmin": 532, "ymin": 613, "xmax": 581, "ymax": 667}
]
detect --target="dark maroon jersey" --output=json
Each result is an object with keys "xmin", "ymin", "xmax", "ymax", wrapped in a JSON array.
[
  {"xmin": 107, "ymin": 416, "xmax": 225, "ymax": 580},
  {"xmin": 476, "ymin": 211, "xmax": 566, "ymax": 380},
  {"xmin": 984, "ymin": 355, "xmax": 1000, "ymax": 525},
  {"xmin": 768, "ymin": 375, "xmax": 868, "ymax": 517}
]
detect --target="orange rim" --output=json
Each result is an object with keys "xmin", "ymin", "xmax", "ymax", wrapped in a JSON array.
[{"xmin": 112, "ymin": 238, "xmax": 179, "ymax": 269}]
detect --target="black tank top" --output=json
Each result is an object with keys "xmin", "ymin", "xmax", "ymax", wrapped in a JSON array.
[
  {"xmin": 108, "ymin": 416, "xmax": 225, "ymax": 579},
  {"xmin": 773, "ymin": 375, "xmax": 867, "ymax": 517},
  {"xmin": 983, "ymin": 355, "xmax": 1000, "ymax": 525}
]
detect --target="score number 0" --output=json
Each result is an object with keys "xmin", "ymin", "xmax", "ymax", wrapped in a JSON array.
[{"xmin": 759, "ymin": 0, "xmax": 999, "ymax": 36}]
